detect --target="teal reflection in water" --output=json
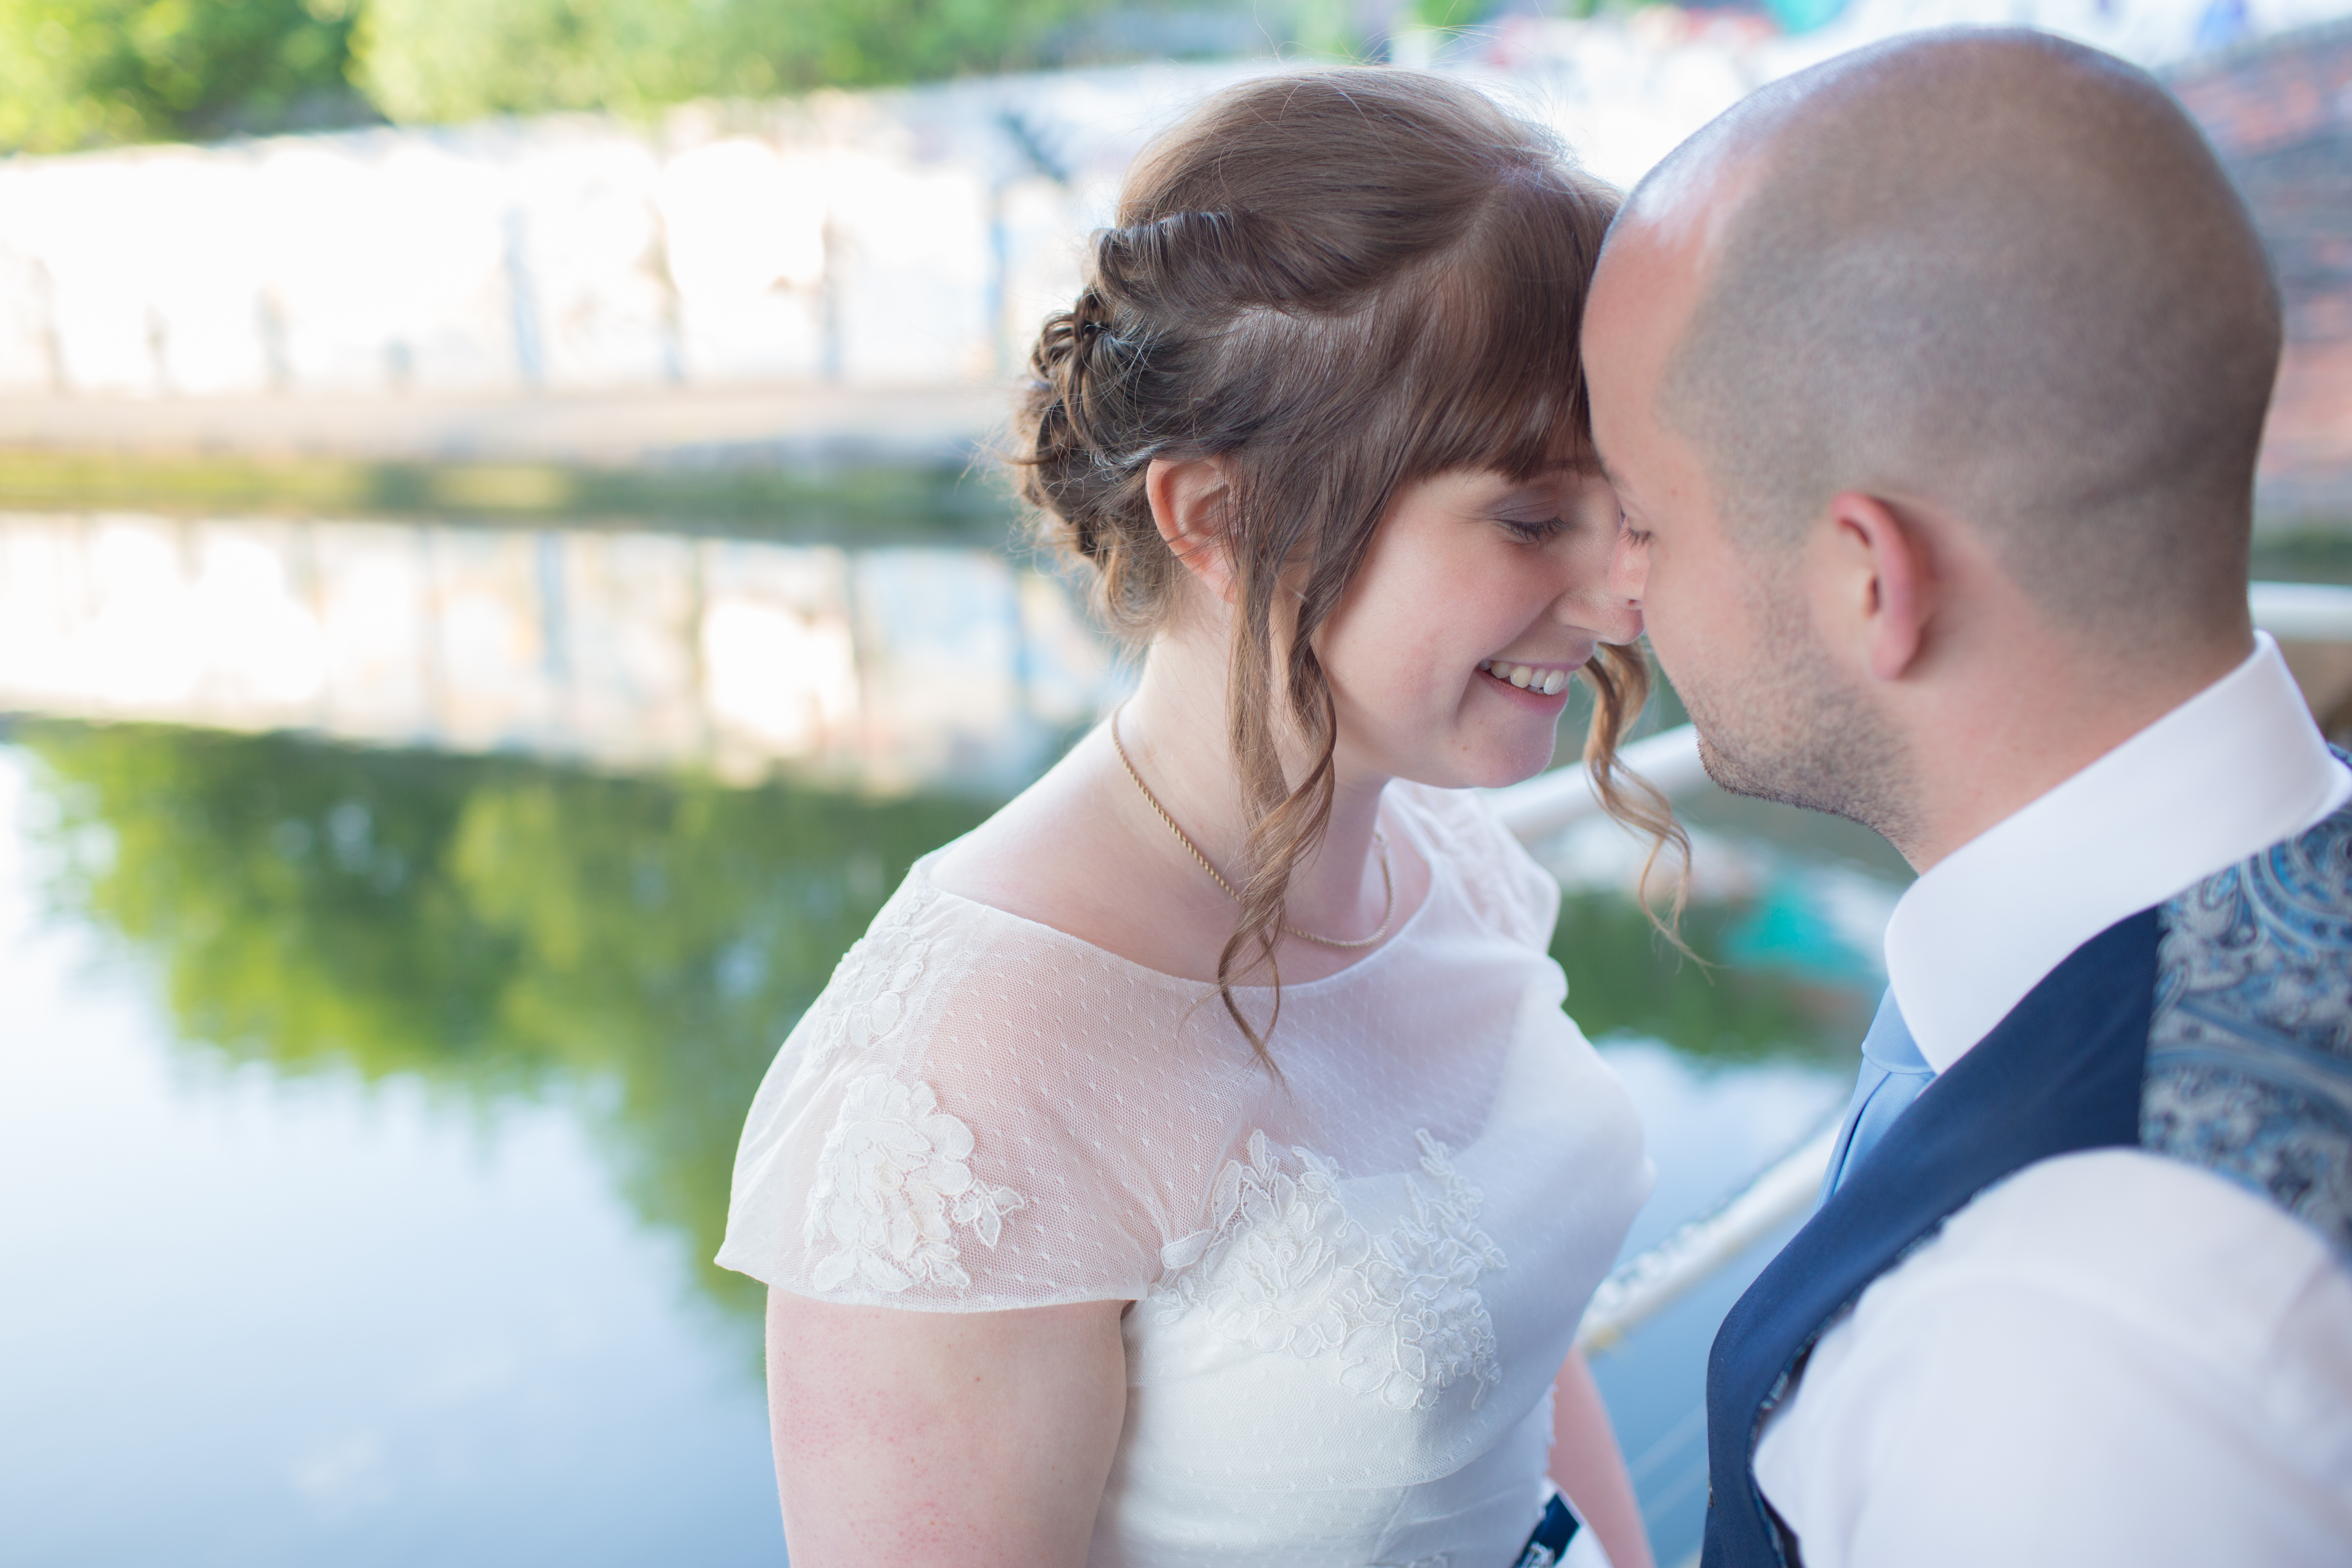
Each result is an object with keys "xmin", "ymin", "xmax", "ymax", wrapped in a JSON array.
[{"xmin": 20, "ymin": 718, "xmax": 996, "ymax": 1323}]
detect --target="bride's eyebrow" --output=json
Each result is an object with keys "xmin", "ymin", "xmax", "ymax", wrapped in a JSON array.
[{"xmin": 1484, "ymin": 482, "xmax": 1562, "ymax": 515}]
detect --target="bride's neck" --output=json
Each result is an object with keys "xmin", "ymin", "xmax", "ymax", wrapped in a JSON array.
[{"xmin": 1119, "ymin": 625, "xmax": 1392, "ymax": 940}]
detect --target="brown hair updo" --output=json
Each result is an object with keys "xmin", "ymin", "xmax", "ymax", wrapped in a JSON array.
[{"xmin": 1014, "ymin": 68, "xmax": 1681, "ymax": 1055}]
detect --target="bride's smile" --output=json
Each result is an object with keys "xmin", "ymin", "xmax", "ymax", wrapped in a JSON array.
[
  {"xmin": 1478, "ymin": 659, "xmax": 1579, "ymax": 697},
  {"xmin": 1317, "ymin": 465, "xmax": 1640, "ymax": 792}
]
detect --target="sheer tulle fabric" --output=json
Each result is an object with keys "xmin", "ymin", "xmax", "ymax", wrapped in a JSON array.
[{"xmin": 719, "ymin": 784, "xmax": 1652, "ymax": 1567}]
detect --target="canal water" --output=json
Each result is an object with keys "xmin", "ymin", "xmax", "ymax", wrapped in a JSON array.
[{"xmin": 0, "ymin": 497, "xmax": 1904, "ymax": 1567}]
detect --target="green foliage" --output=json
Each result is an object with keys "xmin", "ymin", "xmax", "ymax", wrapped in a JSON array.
[
  {"xmin": 350, "ymin": 0, "xmax": 1107, "ymax": 123},
  {"xmin": 1407, "ymin": 0, "xmax": 1486, "ymax": 29},
  {"xmin": 0, "ymin": 0, "xmax": 1134, "ymax": 150},
  {"xmin": 1287, "ymin": 0, "xmax": 1361, "ymax": 58},
  {"xmin": 0, "ymin": 0, "xmax": 362, "ymax": 152},
  {"xmin": 21, "ymin": 715, "xmax": 1874, "ymax": 1327},
  {"xmin": 0, "ymin": 449, "xmax": 1013, "ymax": 539},
  {"xmin": 1550, "ymin": 889, "xmax": 1873, "ymax": 1062},
  {"xmin": 22, "ymin": 719, "xmax": 993, "ymax": 1316}
]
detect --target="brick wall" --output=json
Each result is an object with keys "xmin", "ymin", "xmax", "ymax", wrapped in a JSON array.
[{"xmin": 2173, "ymin": 22, "xmax": 2352, "ymax": 524}]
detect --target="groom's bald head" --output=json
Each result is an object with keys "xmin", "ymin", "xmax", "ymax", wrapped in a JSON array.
[{"xmin": 1615, "ymin": 27, "xmax": 2277, "ymax": 640}]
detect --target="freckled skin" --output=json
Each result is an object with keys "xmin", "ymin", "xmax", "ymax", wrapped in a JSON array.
[
  {"xmin": 1319, "ymin": 467, "xmax": 1642, "ymax": 791},
  {"xmin": 766, "ymin": 1293, "xmax": 1127, "ymax": 1564}
]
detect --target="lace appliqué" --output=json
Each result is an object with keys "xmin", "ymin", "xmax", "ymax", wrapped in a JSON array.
[
  {"xmin": 2149, "ymin": 807, "xmax": 2352, "ymax": 1261},
  {"xmin": 1151, "ymin": 1129, "xmax": 1508, "ymax": 1410},
  {"xmin": 804, "ymin": 1073, "xmax": 1027, "ymax": 1294},
  {"xmin": 797, "ymin": 878, "xmax": 936, "ymax": 1078}
]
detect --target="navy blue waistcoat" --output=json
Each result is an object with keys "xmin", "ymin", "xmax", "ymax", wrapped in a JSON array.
[{"xmin": 1700, "ymin": 803, "xmax": 2352, "ymax": 1568}]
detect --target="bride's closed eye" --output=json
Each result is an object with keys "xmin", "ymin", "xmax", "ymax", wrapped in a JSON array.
[{"xmin": 1496, "ymin": 514, "xmax": 1570, "ymax": 545}]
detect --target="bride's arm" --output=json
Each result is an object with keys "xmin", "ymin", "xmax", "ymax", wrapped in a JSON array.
[
  {"xmin": 766, "ymin": 1290, "xmax": 1129, "ymax": 1565},
  {"xmin": 1550, "ymin": 1347, "xmax": 1656, "ymax": 1568}
]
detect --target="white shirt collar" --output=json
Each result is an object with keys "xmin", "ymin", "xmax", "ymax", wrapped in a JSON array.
[{"xmin": 1884, "ymin": 632, "xmax": 2352, "ymax": 1074}]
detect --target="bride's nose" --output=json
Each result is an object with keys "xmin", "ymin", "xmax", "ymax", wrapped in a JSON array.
[{"xmin": 1552, "ymin": 580, "xmax": 1642, "ymax": 647}]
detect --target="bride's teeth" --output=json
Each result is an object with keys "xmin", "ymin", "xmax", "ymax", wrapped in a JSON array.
[
  {"xmin": 1540, "ymin": 670, "xmax": 1566, "ymax": 695},
  {"xmin": 1479, "ymin": 660, "xmax": 1494, "ymax": 673},
  {"xmin": 1509, "ymin": 665, "xmax": 1534, "ymax": 688}
]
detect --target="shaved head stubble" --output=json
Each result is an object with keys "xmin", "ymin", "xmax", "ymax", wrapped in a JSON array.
[{"xmin": 1608, "ymin": 28, "xmax": 2280, "ymax": 838}]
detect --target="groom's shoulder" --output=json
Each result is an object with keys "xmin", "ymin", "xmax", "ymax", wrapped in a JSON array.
[
  {"xmin": 2147, "ymin": 795, "xmax": 2352, "ymax": 1264},
  {"xmin": 1762, "ymin": 1149, "xmax": 2352, "ymax": 1566},
  {"xmin": 1875, "ymin": 1148, "xmax": 2347, "ymax": 1355}
]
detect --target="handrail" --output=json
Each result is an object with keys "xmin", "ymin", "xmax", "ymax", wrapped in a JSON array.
[
  {"xmin": 1575, "ymin": 1121, "xmax": 1840, "ymax": 1352},
  {"xmin": 2250, "ymin": 580, "xmax": 2352, "ymax": 641},
  {"xmin": 1484, "ymin": 724, "xmax": 1708, "ymax": 839}
]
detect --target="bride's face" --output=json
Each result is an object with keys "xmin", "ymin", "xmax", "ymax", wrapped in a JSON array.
[{"xmin": 1316, "ymin": 465, "xmax": 1641, "ymax": 790}]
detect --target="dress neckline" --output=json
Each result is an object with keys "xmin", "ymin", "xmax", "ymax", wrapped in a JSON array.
[{"xmin": 909, "ymin": 783, "xmax": 1452, "ymax": 999}]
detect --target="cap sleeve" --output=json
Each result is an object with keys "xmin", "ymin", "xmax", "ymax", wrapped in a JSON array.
[
  {"xmin": 1395, "ymin": 781, "xmax": 1561, "ymax": 952},
  {"xmin": 717, "ymin": 868, "xmax": 1193, "ymax": 1311}
]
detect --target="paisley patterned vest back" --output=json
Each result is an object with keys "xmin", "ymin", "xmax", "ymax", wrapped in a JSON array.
[{"xmin": 1701, "ymin": 800, "xmax": 2352, "ymax": 1568}]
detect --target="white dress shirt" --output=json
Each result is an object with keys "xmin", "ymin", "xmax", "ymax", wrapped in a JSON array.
[{"xmin": 1753, "ymin": 633, "xmax": 2352, "ymax": 1567}]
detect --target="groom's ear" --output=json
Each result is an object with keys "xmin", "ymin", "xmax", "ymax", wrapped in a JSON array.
[
  {"xmin": 1824, "ymin": 490, "xmax": 1933, "ymax": 683},
  {"xmin": 1146, "ymin": 457, "xmax": 1241, "ymax": 606}
]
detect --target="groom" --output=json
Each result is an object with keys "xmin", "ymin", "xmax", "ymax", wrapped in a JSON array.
[{"xmin": 1582, "ymin": 27, "xmax": 2352, "ymax": 1568}]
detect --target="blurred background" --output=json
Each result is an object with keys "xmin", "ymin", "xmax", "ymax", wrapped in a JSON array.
[{"xmin": 1, "ymin": 2, "xmax": 2348, "ymax": 1565}]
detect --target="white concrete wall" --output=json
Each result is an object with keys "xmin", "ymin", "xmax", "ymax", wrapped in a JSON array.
[
  {"xmin": 0, "ymin": 63, "xmax": 1276, "ymax": 403},
  {"xmin": 0, "ymin": 0, "xmax": 2336, "ymax": 407}
]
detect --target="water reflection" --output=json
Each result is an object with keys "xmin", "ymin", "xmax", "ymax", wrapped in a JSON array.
[
  {"xmin": 18, "ymin": 710, "xmax": 1882, "ymax": 1323},
  {"xmin": 6, "ymin": 510, "xmax": 1900, "ymax": 1566},
  {"xmin": 20, "ymin": 718, "xmax": 996, "ymax": 1318},
  {"xmin": 0, "ymin": 512, "xmax": 1110, "ymax": 793}
]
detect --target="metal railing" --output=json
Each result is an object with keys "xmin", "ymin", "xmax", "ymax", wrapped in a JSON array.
[{"xmin": 1574, "ymin": 1121, "xmax": 1840, "ymax": 1352}]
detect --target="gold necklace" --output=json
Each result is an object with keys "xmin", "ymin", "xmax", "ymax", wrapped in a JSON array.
[{"xmin": 1109, "ymin": 704, "xmax": 1395, "ymax": 950}]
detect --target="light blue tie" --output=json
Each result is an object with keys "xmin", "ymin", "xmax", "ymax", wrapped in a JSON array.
[{"xmin": 1820, "ymin": 989, "xmax": 1936, "ymax": 1201}]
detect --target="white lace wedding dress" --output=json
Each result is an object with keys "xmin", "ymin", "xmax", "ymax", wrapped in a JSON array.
[{"xmin": 718, "ymin": 782, "xmax": 1653, "ymax": 1568}]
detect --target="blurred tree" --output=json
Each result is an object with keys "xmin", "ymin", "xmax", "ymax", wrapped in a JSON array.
[
  {"xmin": 21, "ymin": 719, "xmax": 991, "ymax": 1318},
  {"xmin": 352, "ymin": 0, "xmax": 1110, "ymax": 123},
  {"xmin": 22, "ymin": 716, "xmax": 1867, "ymax": 1325},
  {"xmin": 25, "ymin": 722, "xmax": 518, "ymax": 1079},
  {"xmin": 1550, "ymin": 888, "xmax": 1873, "ymax": 1063},
  {"xmin": 0, "ymin": 0, "xmax": 1176, "ymax": 149},
  {"xmin": 1409, "ymin": 0, "xmax": 1486, "ymax": 27},
  {"xmin": 0, "ymin": 0, "xmax": 367, "ymax": 152}
]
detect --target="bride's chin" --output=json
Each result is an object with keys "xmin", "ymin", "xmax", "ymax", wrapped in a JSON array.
[{"xmin": 1450, "ymin": 727, "xmax": 1561, "ymax": 791}]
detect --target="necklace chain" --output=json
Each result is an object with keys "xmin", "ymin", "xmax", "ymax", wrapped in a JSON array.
[{"xmin": 1109, "ymin": 704, "xmax": 1395, "ymax": 950}]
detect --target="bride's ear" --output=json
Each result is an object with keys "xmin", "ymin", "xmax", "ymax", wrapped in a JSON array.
[{"xmin": 1146, "ymin": 457, "xmax": 1240, "ymax": 605}]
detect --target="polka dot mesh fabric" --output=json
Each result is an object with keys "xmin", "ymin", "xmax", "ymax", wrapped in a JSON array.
[{"xmin": 718, "ymin": 784, "xmax": 1654, "ymax": 1567}]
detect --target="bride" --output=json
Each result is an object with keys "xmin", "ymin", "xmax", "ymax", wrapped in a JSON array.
[{"xmin": 719, "ymin": 69, "xmax": 1674, "ymax": 1568}]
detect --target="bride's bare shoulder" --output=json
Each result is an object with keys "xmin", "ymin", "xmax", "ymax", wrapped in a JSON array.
[
  {"xmin": 930, "ymin": 742, "xmax": 1116, "ymax": 915},
  {"xmin": 929, "ymin": 729, "xmax": 1225, "ymax": 979}
]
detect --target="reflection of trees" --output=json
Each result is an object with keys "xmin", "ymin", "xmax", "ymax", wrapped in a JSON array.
[
  {"xmin": 1551, "ymin": 891, "xmax": 1873, "ymax": 1063},
  {"xmin": 22, "ymin": 719, "xmax": 991, "ymax": 1321},
  {"xmin": 20, "ymin": 716, "xmax": 1863, "ymax": 1334}
]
